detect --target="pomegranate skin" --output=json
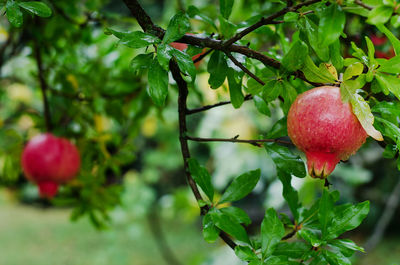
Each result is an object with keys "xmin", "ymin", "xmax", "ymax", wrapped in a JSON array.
[
  {"xmin": 21, "ymin": 133, "xmax": 81, "ymax": 198},
  {"xmin": 287, "ymin": 86, "xmax": 367, "ymax": 179}
]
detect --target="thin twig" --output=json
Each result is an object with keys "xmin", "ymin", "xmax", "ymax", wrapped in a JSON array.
[
  {"xmin": 225, "ymin": 52, "xmax": 265, "ymax": 86},
  {"xmin": 147, "ymin": 207, "xmax": 183, "ymax": 265},
  {"xmin": 186, "ymin": 135, "xmax": 293, "ymax": 147},
  {"xmin": 34, "ymin": 42, "xmax": 52, "ymax": 132},
  {"xmin": 221, "ymin": 0, "xmax": 321, "ymax": 48},
  {"xmin": 354, "ymin": 0, "xmax": 373, "ymax": 10},
  {"xmin": 364, "ymin": 175, "xmax": 400, "ymax": 251},
  {"xmin": 187, "ymin": 94, "xmax": 253, "ymax": 115},
  {"xmin": 193, "ymin": 48, "xmax": 213, "ymax": 64}
]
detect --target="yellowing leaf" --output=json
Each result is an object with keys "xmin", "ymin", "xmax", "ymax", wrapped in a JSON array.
[
  {"xmin": 324, "ymin": 63, "xmax": 338, "ymax": 81},
  {"xmin": 340, "ymin": 81, "xmax": 383, "ymax": 141},
  {"xmin": 350, "ymin": 94, "xmax": 383, "ymax": 141}
]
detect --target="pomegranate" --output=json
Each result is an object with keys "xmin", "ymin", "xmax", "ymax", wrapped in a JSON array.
[
  {"xmin": 21, "ymin": 133, "xmax": 81, "ymax": 198},
  {"xmin": 287, "ymin": 86, "xmax": 367, "ymax": 179}
]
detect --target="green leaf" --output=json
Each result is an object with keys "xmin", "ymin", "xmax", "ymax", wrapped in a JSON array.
[
  {"xmin": 187, "ymin": 158, "xmax": 214, "ymax": 201},
  {"xmin": 376, "ymin": 73, "xmax": 400, "ymax": 100},
  {"xmin": 130, "ymin": 53, "xmax": 154, "ymax": 73},
  {"xmin": 219, "ymin": 15, "xmax": 237, "ymax": 38},
  {"xmin": 282, "ymin": 40, "xmax": 308, "ymax": 72},
  {"xmin": 382, "ymin": 144, "xmax": 398, "ymax": 158},
  {"xmin": 375, "ymin": 117, "xmax": 400, "ymax": 146},
  {"xmin": 318, "ymin": 4, "xmax": 346, "ymax": 47},
  {"xmin": 261, "ymin": 208, "xmax": 285, "ymax": 257},
  {"xmin": 372, "ymin": 101, "xmax": 400, "ymax": 116},
  {"xmin": 208, "ymin": 51, "xmax": 228, "ymax": 89},
  {"xmin": 343, "ymin": 62, "xmax": 364, "ymax": 81},
  {"xmin": 18, "ymin": 1, "xmax": 52, "ymax": 17},
  {"xmin": 266, "ymin": 117, "xmax": 287, "ymax": 139},
  {"xmin": 284, "ymin": 12, "xmax": 299, "ymax": 22},
  {"xmin": 227, "ymin": 68, "xmax": 244, "ymax": 108},
  {"xmin": 6, "ymin": 0, "xmax": 23, "ymax": 27},
  {"xmin": 220, "ymin": 0, "xmax": 234, "ymax": 19},
  {"xmin": 148, "ymin": 58, "xmax": 169, "ymax": 106},
  {"xmin": 329, "ymin": 239, "xmax": 365, "ymax": 254},
  {"xmin": 248, "ymin": 260, "xmax": 262, "ymax": 265},
  {"xmin": 379, "ymin": 55, "xmax": 400, "ymax": 73},
  {"xmin": 220, "ymin": 206, "xmax": 251, "ymax": 225},
  {"xmin": 235, "ymin": 245, "xmax": 258, "ymax": 262},
  {"xmin": 219, "ymin": 169, "xmax": 260, "ymax": 203},
  {"xmin": 330, "ymin": 39, "xmax": 344, "ymax": 72},
  {"xmin": 376, "ymin": 24, "xmax": 400, "ymax": 55},
  {"xmin": 170, "ymin": 48, "xmax": 196, "ymax": 82},
  {"xmin": 117, "ymin": 31, "xmax": 160, "ymax": 49},
  {"xmin": 326, "ymin": 201, "xmax": 370, "ymax": 240},
  {"xmin": 322, "ymin": 250, "xmax": 351, "ymax": 265},
  {"xmin": 163, "ymin": 12, "xmax": 191, "ymax": 44},
  {"xmin": 209, "ymin": 209, "xmax": 250, "ymax": 244},
  {"xmin": 301, "ymin": 56, "xmax": 337, "ymax": 83},
  {"xmin": 261, "ymin": 80, "xmax": 282, "ymax": 103},
  {"xmin": 367, "ymin": 5, "xmax": 393, "ymax": 25},
  {"xmin": 298, "ymin": 229, "xmax": 324, "ymax": 247},
  {"xmin": 298, "ymin": 17, "xmax": 329, "ymax": 61},
  {"xmin": 319, "ymin": 189, "xmax": 334, "ymax": 237},
  {"xmin": 391, "ymin": 15, "xmax": 400, "ymax": 28},
  {"xmin": 281, "ymin": 81, "xmax": 298, "ymax": 115},
  {"xmin": 157, "ymin": 43, "xmax": 173, "ymax": 70},
  {"xmin": 203, "ymin": 213, "xmax": 219, "ymax": 243},
  {"xmin": 263, "ymin": 256, "xmax": 289, "ymax": 264},
  {"xmin": 187, "ymin": 5, "xmax": 217, "ymax": 30},
  {"xmin": 351, "ymin": 42, "xmax": 369, "ymax": 65},
  {"xmin": 277, "ymin": 172, "xmax": 300, "ymax": 221},
  {"xmin": 253, "ymin": 95, "xmax": 271, "ymax": 116},
  {"xmin": 264, "ymin": 142, "xmax": 306, "ymax": 178},
  {"xmin": 365, "ymin": 36, "xmax": 376, "ymax": 64},
  {"xmin": 273, "ymin": 241, "xmax": 310, "ymax": 259}
]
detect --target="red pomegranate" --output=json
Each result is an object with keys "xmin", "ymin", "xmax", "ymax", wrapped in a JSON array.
[
  {"xmin": 287, "ymin": 86, "xmax": 367, "ymax": 179},
  {"xmin": 21, "ymin": 133, "xmax": 81, "ymax": 198}
]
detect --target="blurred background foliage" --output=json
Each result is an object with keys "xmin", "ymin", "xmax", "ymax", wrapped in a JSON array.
[{"xmin": 0, "ymin": 0, "xmax": 400, "ymax": 264}]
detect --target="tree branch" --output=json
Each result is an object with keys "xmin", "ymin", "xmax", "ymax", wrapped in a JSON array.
[
  {"xmin": 170, "ymin": 59, "xmax": 237, "ymax": 250},
  {"xmin": 34, "ymin": 42, "xmax": 52, "ymax": 132},
  {"xmin": 354, "ymin": 0, "xmax": 373, "ymax": 10},
  {"xmin": 122, "ymin": 0, "xmax": 323, "ymax": 87},
  {"xmin": 186, "ymin": 94, "xmax": 253, "ymax": 115},
  {"xmin": 186, "ymin": 135, "xmax": 293, "ymax": 147},
  {"xmin": 221, "ymin": 0, "xmax": 321, "ymax": 48}
]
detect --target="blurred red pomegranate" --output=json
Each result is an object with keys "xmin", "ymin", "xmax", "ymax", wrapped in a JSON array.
[{"xmin": 21, "ymin": 133, "xmax": 81, "ymax": 198}]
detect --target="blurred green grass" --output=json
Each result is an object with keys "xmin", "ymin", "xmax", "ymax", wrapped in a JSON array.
[
  {"xmin": 0, "ymin": 200, "xmax": 213, "ymax": 265},
  {"xmin": 0, "ymin": 192, "xmax": 399, "ymax": 265}
]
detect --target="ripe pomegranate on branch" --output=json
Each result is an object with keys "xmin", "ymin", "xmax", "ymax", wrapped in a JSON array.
[
  {"xmin": 21, "ymin": 133, "xmax": 81, "ymax": 198},
  {"xmin": 287, "ymin": 86, "xmax": 368, "ymax": 179}
]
